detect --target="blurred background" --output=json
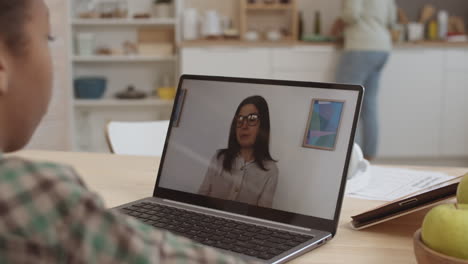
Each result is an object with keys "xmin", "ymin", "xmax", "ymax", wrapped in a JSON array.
[{"xmin": 36, "ymin": 0, "xmax": 468, "ymax": 167}]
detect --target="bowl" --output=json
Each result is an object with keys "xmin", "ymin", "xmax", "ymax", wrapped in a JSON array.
[
  {"xmin": 414, "ymin": 229, "xmax": 468, "ymax": 264},
  {"xmin": 74, "ymin": 77, "xmax": 107, "ymax": 99}
]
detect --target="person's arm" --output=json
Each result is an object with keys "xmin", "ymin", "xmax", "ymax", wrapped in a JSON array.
[
  {"xmin": 341, "ymin": 0, "xmax": 362, "ymax": 25},
  {"xmin": 198, "ymin": 154, "xmax": 219, "ymax": 196},
  {"xmin": 257, "ymin": 165, "xmax": 279, "ymax": 208},
  {"xmin": 387, "ymin": 0, "xmax": 398, "ymax": 28},
  {"xmin": 0, "ymin": 158, "xmax": 249, "ymax": 263}
]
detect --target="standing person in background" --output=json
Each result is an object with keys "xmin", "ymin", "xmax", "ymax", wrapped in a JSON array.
[{"xmin": 335, "ymin": 0, "xmax": 397, "ymax": 160}]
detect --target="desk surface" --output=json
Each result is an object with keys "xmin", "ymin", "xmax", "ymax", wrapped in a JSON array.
[{"xmin": 9, "ymin": 150, "xmax": 468, "ymax": 264}]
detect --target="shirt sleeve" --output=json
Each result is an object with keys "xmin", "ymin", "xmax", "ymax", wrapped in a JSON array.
[
  {"xmin": 198, "ymin": 154, "xmax": 219, "ymax": 196},
  {"xmin": 341, "ymin": 0, "xmax": 362, "ymax": 25},
  {"xmin": 387, "ymin": 0, "xmax": 397, "ymax": 28},
  {"xmin": 257, "ymin": 164, "xmax": 279, "ymax": 208},
  {"xmin": 0, "ymin": 158, "xmax": 251, "ymax": 264}
]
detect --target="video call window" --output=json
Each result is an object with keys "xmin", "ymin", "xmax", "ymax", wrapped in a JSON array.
[{"xmin": 159, "ymin": 80, "xmax": 359, "ymax": 220}]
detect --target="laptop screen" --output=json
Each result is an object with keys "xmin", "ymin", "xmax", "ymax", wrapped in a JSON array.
[{"xmin": 157, "ymin": 76, "xmax": 361, "ymax": 223}]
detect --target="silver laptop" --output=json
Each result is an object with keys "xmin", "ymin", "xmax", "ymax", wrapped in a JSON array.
[{"xmin": 116, "ymin": 75, "xmax": 363, "ymax": 263}]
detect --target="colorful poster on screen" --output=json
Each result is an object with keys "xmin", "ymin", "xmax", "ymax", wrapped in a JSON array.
[{"xmin": 303, "ymin": 99, "xmax": 345, "ymax": 151}]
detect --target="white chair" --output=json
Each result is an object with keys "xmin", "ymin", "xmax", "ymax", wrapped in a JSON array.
[{"xmin": 105, "ymin": 121, "xmax": 170, "ymax": 157}]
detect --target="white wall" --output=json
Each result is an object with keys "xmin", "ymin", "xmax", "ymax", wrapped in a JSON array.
[{"xmin": 159, "ymin": 79, "xmax": 359, "ymax": 220}]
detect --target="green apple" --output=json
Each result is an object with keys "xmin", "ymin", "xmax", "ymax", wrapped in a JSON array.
[
  {"xmin": 457, "ymin": 173, "xmax": 468, "ymax": 204},
  {"xmin": 421, "ymin": 203, "xmax": 468, "ymax": 260}
]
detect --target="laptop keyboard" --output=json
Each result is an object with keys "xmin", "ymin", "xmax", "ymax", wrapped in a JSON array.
[{"xmin": 120, "ymin": 202, "xmax": 314, "ymax": 260}]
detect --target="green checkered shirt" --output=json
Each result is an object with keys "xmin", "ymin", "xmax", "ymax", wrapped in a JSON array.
[{"xmin": 0, "ymin": 157, "xmax": 250, "ymax": 264}]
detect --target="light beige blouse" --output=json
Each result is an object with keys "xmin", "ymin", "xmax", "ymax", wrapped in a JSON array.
[{"xmin": 198, "ymin": 153, "xmax": 279, "ymax": 208}]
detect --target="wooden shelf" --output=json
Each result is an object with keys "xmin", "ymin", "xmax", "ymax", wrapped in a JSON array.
[
  {"xmin": 181, "ymin": 39, "xmax": 298, "ymax": 47},
  {"xmin": 73, "ymin": 55, "xmax": 177, "ymax": 63},
  {"xmin": 72, "ymin": 18, "xmax": 176, "ymax": 26},
  {"xmin": 240, "ymin": 0, "xmax": 298, "ymax": 41},
  {"xmin": 245, "ymin": 3, "xmax": 293, "ymax": 10},
  {"xmin": 74, "ymin": 99, "xmax": 174, "ymax": 108}
]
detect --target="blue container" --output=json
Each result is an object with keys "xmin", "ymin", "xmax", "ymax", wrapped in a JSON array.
[{"xmin": 74, "ymin": 77, "xmax": 107, "ymax": 99}]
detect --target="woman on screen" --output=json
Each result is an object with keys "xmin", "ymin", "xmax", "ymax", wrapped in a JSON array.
[{"xmin": 199, "ymin": 96, "xmax": 279, "ymax": 208}]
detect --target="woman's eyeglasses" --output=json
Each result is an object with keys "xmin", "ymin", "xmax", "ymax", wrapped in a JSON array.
[{"xmin": 236, "ymin": 114, "xmax": 260, "ymax": 128}]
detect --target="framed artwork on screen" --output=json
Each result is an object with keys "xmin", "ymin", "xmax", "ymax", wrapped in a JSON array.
[{"xmin": 303, "ymin": 99, "xmax": 345, "ymax": 151}]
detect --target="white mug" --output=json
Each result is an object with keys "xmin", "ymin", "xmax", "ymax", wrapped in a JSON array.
[
  {"xmin": 345, "ymin": 143, "xmax": 372, "ymax": 194},
  {"xmin": 183, "ymin": 8, "xmax": 199, "ymax": 40},
  {"xmin": 347, "ymin": 143, "xmax": 369, "ymax": 179},
  {"xmin": 202, "ymin": 10, "xmax": 222, "ymax": 37},
  {"xmin": 407, "ymin": 23, "xmax": 425, "ymax": 42}
]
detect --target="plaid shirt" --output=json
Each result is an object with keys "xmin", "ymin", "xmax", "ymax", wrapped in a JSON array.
[{"xmin": 0, "ymin": 157, "xmax": 251, "ymax": 264}]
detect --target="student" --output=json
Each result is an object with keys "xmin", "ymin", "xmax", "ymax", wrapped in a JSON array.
[
  {"xmin": 199, "ymin": 96, "xmax": 278, "ymax": 208},
  {"xmin": 0, "ymin": 0, "xmax": 247, "ymax": 263},
  {"xmin": 335, "ymin": 0, "xmax": 397, "ymax": 160}
]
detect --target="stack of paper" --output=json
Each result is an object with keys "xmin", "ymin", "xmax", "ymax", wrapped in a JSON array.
[{"xmin": 346, "ymin": 166, "xmax": 454, "ymax": 201}]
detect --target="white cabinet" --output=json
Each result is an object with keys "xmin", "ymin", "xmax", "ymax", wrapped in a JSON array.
[
  {"xmin": 441, "ymin": 49, "xmax": 468, "ymax": 156},
  {"xmin": 181, "ymin": 48, "xmax": 271, "ymax": 78},
  {"xmin": 272, "ymin": 46, "xmax": 338, "ymax": 82},
  {"xmin": 379, "ymin": 49, "xmax": 444, "ymax": 157}
]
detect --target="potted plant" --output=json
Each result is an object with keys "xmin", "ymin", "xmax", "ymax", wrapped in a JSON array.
[{"xmin": 153, "ymin": 0, "xmax": 173, "ymax": 18}]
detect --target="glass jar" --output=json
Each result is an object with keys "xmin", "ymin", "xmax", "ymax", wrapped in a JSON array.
[
  {"xmin": 98, "ymin": 1, "xmax": 118, "ymax": 18},
  {"xmin": 76, "ymin": 0, "xmax": 97, "ymax": 18},
  {"xmin": 116, "ymin": 0, "xmax": 128, "ymax": 18}
]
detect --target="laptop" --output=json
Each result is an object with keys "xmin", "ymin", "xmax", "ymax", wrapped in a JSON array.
[{"xmin": 116, "ymin": 75, "xmax": 363, "ymax": 263}]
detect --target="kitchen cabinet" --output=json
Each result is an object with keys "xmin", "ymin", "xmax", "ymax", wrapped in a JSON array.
[
  {"xmin": 379, "ymin": 49, "xmax": 444, "ymax": 157},
  {"xmin": 441, "ymin": 49, "xmax": 468, "ymax": 156},
  {"xmin": 272, "ymin": 46, "xmax": 338, "ymax": 82}
]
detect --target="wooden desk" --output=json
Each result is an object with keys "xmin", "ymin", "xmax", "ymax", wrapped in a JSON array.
[{"xmin": 9, "ymin": 150, "xmax": 468, "ymax": 264}]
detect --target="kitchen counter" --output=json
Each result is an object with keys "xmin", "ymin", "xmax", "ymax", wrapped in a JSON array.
[{"xmin": 180, "ymin": 39, "xmax": 468, "ymax": 49}]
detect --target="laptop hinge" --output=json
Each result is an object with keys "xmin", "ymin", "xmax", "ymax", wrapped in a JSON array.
[{"xmin": 163, "ymin": 199, "xmax": 312, "ymax": 232}]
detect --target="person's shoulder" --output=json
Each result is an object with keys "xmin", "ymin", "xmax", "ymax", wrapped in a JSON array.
[
  {"xmin": 0, "ymin": 157, "xmax": 84, "ymax": 186},
  {"xmin": 214, "ymin": 149, "xmax": 227, "ymax": 160},
  {"xmin": 263, "ymin": 159, "xmax": 279, "ymax": 172}
]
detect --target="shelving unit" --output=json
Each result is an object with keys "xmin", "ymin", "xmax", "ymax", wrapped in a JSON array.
[
  {"xmin": 244, "ymin": 3, "xmax": 294, "ymax": 10},
  {"xmin": 72, "ymin": 55, "xmax": 177, "ymax": 63},
  {"xmin": 240, "ymin": 0, "xmax": 298, "ymax": 41},
  {"xmin": 72, "ymin": 18, "xmax": 176, "ymax": 26},
  {"xmin": 74, "ymin": 99, "xmax": 174, "ymax": 108},
  {"xmin": 70, "ymin": 0, "xmax": 182, "ymax": 153}
]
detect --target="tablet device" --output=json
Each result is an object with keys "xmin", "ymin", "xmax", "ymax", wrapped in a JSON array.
[{"xmin": 350, "ymin": 176, "xmax": 463, "ymax": 230}]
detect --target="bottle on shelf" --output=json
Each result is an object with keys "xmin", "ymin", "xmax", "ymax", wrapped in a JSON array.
[
  {"xmin": 437, "ymin": 10, "xmax": 448, "ymax": 40},
  {"xmin": 428, "ymin": 20, "xmax": 438, "ymax": 41},
  {"xmin": 298, "ymin": 11, "xmax": 304, "ymax": 41},
  {"xmin": 314, "ymin": 10, "xmax": 322, "ymax": 35}
]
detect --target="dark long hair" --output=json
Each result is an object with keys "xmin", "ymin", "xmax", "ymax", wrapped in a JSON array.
[
  {"xmin": 218, "ymin": 95, "xmax": 275, "ymax": 172},
  {"xmin": 0, "ymin": 0, "xmax": 31, "ymax": 55}
]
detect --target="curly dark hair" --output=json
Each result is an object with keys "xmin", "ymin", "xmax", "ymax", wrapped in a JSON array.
[
  {"xmin": 0, "ymin": 0, "xmax": 31, "ymax": 55},
  {"xmin": 218, "ymin": 95, "xmax": 276, "ymax": 172}
]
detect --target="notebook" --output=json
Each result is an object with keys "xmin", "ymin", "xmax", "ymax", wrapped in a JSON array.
[
  {"xmin": 351, "ymin": 176, "xmax": 463, "ymax": 230},
  {"xmin": 115, "ymin": 75, "xmax": 364, "ymax": 263}
]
